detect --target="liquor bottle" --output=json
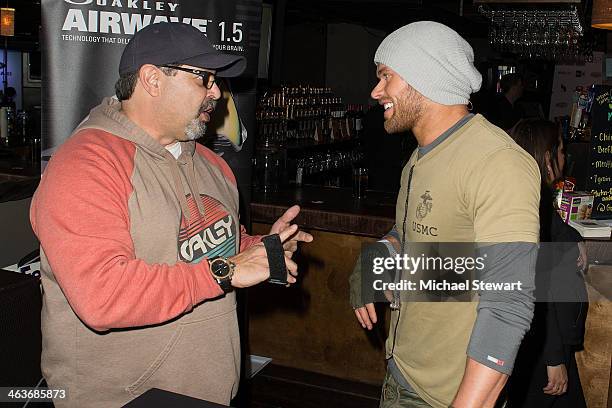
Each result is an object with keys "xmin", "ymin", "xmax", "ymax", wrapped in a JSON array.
[
  {"xmin": 568, "ymin": 87, "xmax": 587, "ymax": 142},
  {"xmin": 354, "ymin": 104, "xmax": 365, "ymax": 139},
  {"xmin": 0, "ymin": 98, "xmax": 15, "ymax": 147}
]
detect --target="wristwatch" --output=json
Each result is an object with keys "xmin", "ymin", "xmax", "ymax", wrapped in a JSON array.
[{"xmin": 208, "ymin": 257, "xmax": 235, "ymax": 293}]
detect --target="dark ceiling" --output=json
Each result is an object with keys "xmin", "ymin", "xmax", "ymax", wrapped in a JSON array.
[{"xmin": 284, "ymin": 0, "xmax": 490, "ymax": 38}]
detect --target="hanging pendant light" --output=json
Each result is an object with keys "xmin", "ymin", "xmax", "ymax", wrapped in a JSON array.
[
  {"xmin": 592, "ymin": 0, "xmax": 612, "ymax": 30},
  {"xmin": 0, "ymin": 8, "xmax": 14, "ymax": 37}
]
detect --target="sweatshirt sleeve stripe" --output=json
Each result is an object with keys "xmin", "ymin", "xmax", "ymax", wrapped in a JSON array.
[{"xmin": 239, "ymin": 224, "xmax": 263, "ymax": 251}]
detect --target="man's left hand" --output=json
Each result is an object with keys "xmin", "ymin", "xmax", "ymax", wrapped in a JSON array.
[{"xmin": 270, "ymin": 205, "xmax": 313, "ymax": 257}]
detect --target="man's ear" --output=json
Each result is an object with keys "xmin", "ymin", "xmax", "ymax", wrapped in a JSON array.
[{"xmin": 138, "ymin": 64, "xmax": 162, "ymax": 97}]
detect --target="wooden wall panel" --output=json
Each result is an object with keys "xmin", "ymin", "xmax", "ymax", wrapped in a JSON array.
[
  {"xmin": 247, "ymin": 223, "xmax": 388, "ymax": 385},
  {"xmin": 576, "ymin": 264, "xmax": 612, "ymax": 408}
]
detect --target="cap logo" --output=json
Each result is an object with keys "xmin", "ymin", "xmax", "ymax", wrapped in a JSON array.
[{"xmin": 64, "ymin": 0, "xmax": 93, "ymax": 4}]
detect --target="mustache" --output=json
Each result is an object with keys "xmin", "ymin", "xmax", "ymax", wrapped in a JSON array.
[{"xmin": 198, "ymin": 98, "xmax": 217, "ymax": 116}]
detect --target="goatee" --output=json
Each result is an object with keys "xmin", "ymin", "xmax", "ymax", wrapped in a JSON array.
[
  {"xmin": 185, "ymin": 119, "xmax": 207, "ymax": 141},
  {"xmin": 184, "ymin": 98, "xmax": 217, "ymax": 141}
]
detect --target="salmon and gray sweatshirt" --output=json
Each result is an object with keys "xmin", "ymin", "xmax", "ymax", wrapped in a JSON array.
[{"xmin": 30, "ymin": 97, "xmax": 261, "ymax": 407}]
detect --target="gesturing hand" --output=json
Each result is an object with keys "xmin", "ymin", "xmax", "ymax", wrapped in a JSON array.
[
  {"xmin": 270, "ymin": 205, "xmax": 314, "ymax": 257},
  {"xmin": 230, "ymin": 224, "xmax": 300, "ymax": 288}
]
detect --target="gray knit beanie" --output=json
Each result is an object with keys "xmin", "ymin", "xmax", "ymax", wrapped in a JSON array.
[{"xmin": 374, "ymin": 21, "xmax": 482, "ymax": 105}]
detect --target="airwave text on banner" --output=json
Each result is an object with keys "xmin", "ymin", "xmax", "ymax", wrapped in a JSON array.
[{"xmin": 62, "ymin": 10, "xmax": 208, "ymax": 35}]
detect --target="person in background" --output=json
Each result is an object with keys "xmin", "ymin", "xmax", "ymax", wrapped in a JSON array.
[
  {"xmin": 489, "ymin": 73, "xmax": 524, "ymax": 131},
  {"xmin": 3, "ymin": 86, "xmax": 17, "ymax": 109},
  {"xmin": 351, "ymin": 21, "xmax": 540, "ymax": 408},
  {"xmin": 362, "ymin": 103, "xmax": 415, "ymax": 192},
  {"xmin": 30, "ymin": 22, "xmax": 312, "ymax": 407},
  {"xmin": 508, "ymin": 119, "xmax": 588, "ymax": 408}
]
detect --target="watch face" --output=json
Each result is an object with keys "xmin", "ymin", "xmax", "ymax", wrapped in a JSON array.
[{"xmin": 211, "ymin": 259, "xmax": 230, "ymax": 279}]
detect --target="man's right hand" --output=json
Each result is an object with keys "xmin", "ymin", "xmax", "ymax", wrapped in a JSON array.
[
  {"xmin": 354, "ymin": 303, "xmax": 377, "ymax": 330},
  {"xmin": 383, "ymin": 234, "xmax": 401, "ymax": 253},
  {"xmin": 229, "ymin": 224, "xmax": 299, "ymax": 288}
]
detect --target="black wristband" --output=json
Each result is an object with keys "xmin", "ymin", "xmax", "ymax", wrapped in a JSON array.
[{"xmin": 262, "ymin": 234, "xmax": 288, "ymax": 285}]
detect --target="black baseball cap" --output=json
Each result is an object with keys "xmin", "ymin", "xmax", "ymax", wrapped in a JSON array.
[{"xmin": 119, "ymin": 22, "xmax": 246, "ymax": 77}]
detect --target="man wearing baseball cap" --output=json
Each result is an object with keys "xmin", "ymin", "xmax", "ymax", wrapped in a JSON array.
[
  {"xmin": 31, "ymin": 22, "xmax": 312, "ymax": 407},
  {"xmin": 351, "ymin": 22, "xmax": 540, "ymax": 407}
]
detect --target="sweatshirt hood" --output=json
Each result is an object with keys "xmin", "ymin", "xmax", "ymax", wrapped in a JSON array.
[
  {"xmin": 74, "ymin": 97, "xmax": 197, "ymax": 160},
  {"xmin": 74, "ymin": 97, "xmax": 205, "ymax": 224}
]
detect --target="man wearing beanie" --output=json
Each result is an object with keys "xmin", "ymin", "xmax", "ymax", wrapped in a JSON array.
[
  {"xmin": 352, "ymin": 22, "xmax": 540, "ymax": 407},
  {"xmin": 31, "ymin": 22, "xmax": 312, "ymax": 407}
]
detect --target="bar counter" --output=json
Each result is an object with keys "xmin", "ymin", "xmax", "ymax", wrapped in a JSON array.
[
  {"xmin": 248, "ymin": 187, "xmax": 393, "ymax": 385},
  {"xmin": 0, "ymin": 158, "xmax": 40, "ymax": 267},
  {"xmin": 250, "ymin": 186, "xmax": 397, "ymax": 237},
  {"xmin": 248, "ymin": 187, "xmax": 612, "ymax": 405}
]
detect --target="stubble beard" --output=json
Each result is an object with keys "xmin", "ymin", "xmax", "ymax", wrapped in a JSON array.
[{"xmin": 383, "ymin": 85, "xmax": 425, "ymax": 134}]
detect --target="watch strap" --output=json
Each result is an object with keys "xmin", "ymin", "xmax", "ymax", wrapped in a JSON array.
[{"xmin": 217, "ymin": 276, "xmax": 233, "ymax": 293}]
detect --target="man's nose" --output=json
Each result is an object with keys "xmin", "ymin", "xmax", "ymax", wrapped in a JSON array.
[
  {"xmin": 371, "ymin": 80, "xmax": 384, "ymax": 100},
  {"xmin": 209, "ymin": 82, "xmax": 222, "ymax": 100}
]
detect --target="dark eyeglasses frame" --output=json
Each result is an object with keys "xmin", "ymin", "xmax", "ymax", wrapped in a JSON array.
[{"xmin": 159, "ymin": 65, "xmax": 216, "ymax": 89}]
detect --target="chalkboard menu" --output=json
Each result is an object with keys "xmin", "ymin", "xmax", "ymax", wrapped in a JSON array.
[{"xmin": 586, "ymin": 85, "xmax": 612, "ymax": 219}]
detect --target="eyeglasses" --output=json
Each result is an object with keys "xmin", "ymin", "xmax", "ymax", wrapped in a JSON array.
[{"xmin": 160, "ymin": 65, "xmax": 216, "ymax": 89}]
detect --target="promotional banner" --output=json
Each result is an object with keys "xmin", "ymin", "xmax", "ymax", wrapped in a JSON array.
[
  {"xmin": 41, "ymin": 0, "xmax": 261, "ymax": 200},
  {"xmin": 548, "ymin": 52, "xmax": 604, "ymax": 121}
]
